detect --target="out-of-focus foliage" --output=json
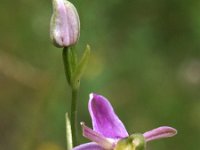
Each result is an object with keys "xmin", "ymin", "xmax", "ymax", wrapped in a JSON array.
[{"xmin": 0, "ymin": 0, "xmax": 200, "ymax": 150}]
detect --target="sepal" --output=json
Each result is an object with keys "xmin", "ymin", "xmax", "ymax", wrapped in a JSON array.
[
  {"xmin": 81, "ymin": 122, "xmax": 114, "ymax": 149},
  {"xmin": 143, "ymin": 126, "xmax": 177, "ymax": 142}
]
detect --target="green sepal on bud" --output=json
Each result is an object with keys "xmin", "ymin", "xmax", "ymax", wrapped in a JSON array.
[{"xmin": 114, "ymin": 134, "xmax": 146, "ymax": 150}]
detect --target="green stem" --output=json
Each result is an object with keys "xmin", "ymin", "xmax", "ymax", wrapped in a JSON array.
[
  {"xmin": 62, "ymin": 47, "xmax": 71, "ymax": 84},
  {"xmin": 62, "ymin": 47, "xmax": 78, "ymax": 147},
  {"xmin": 71, "ymin": 88, "xmax": 78, "ymax": 146}
]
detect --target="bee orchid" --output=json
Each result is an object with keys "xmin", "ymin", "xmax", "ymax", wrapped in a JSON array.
[{"xmin": 73, "ymin": 93, "xmax": 177, "ymax": 150}]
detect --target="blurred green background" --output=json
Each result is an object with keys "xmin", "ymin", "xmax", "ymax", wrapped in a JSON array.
[{"xmin": 0, "ymin": 0, "xmax": 200, "ymax": 150}]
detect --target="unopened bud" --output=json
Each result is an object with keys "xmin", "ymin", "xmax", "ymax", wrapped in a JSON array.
[{"xmin": 50, "ymin": 0, "xmax": 80, "ymax": 48}]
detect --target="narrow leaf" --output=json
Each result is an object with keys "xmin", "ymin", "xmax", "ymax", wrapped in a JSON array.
[
  {"xmin": 66, "ymin": 113, "xmax": 73, "ymax": 150},
  {"xmin": 72, "ymin": 44, "xmax": 91, "ymax": 89}
]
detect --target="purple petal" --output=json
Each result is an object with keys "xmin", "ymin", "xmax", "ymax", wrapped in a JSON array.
[
  {"xmin": 81, "ymin": 122, "xmax": 115, "ymax": 149},
  {"xmin": 72, "ymin": 142, "xmax": 103, "ymax": 150},
  {"xmin": 143, "ymin": 126, "xmax": 177, "ymax": 142},
  {"xmin": 88, "ymin": 93, "xmax": 128, "ymax": 139}
]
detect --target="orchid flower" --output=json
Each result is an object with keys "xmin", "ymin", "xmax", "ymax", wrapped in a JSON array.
[{"xmin": 73, "ymin": 93, "xmax": 177, "ymax": 150}]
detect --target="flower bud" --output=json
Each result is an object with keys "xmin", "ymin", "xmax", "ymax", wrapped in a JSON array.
[{"xmin": 50, "ymin": 0, "xmax": 80, "ymax": 48}]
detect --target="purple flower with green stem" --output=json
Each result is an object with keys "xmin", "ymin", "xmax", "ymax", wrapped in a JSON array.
[{"xmin": 73, "ymin": 93, "xmax": 177, "ymax": 150}]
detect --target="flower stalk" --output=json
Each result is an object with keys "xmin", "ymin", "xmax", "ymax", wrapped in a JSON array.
[{"xmin": 71, "ymin": 88, "xmax": 78, "ymax": 146}]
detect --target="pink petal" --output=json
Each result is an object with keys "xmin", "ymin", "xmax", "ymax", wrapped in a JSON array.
[
  {"xmin": 143, "ymin": 126, "xmax": 177, "ymax": 142},
  {"xmin": 72, "ymin": 142, "xmax": 103, "ymax": 150},
  {"xmin": 81, "ymin": 122, "xmax": 115, "ymax": 149},
  {"xmin": 88, "ymin": 93, "xmax": 128, "ymax": 139}
]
